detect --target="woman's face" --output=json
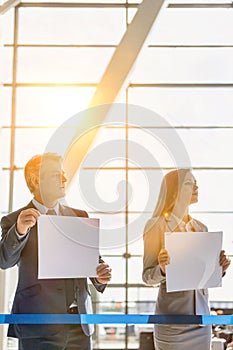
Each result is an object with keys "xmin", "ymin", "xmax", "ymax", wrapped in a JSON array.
[{"xmin": 178, "ymin": 172, "xmax": 198, "ymax": 206}]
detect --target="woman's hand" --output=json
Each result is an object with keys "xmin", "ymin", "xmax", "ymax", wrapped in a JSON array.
[
  {"xmin": 219, "ymin": 250, "xmax": 231, "ymax": 275},
  {"xmin": 158, "ymin": 248, "xmax": 170, "ymax": 275}
]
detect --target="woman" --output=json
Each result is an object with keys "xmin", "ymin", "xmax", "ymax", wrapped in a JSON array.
[{"xmin": 142, "ymin": 169, "xmax": 231, "ymax": 350}]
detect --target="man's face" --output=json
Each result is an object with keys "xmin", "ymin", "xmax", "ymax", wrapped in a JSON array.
[{"xmin": 37, "ymin": 159, "xmax": 67, "ymax": 203}]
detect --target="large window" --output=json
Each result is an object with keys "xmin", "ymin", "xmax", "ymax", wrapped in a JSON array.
[{"xmin": 0, "ymin": 1, "xmax": 233, "ymax": 349}]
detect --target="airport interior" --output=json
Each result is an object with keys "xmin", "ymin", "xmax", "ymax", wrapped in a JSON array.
[{"xmin": 0, "ymin": 0, "xmax": 233, "ymax": 349}]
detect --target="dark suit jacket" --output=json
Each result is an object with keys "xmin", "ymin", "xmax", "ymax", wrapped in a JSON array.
[{"xmin": 0, "ymin": 201, "xmax": 106, "ymax": 339}]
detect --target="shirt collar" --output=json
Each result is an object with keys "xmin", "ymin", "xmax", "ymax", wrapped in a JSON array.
[
  {"xmin": 168, "ymin": 213, "xmax": 192, "ymax": 224},
  {"xmin": 32, "ymin": 198, "xmax": 60, "ymax": 215}
]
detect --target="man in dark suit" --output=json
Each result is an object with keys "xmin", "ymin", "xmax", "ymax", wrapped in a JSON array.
[{"xmin": 0, "ymin": 153, "xmax": 112, "ymax": 350}]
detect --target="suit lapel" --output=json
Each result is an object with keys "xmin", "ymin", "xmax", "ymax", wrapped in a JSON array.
[{"xmin": 25, "ymin": 201, "xmax": 37, "ymax": 210}]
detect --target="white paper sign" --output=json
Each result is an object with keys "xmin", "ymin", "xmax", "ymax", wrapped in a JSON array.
[
  {"xmin": 165, "ymin": 231, "xmax": 223, "ymax": 292},
  {"xmin": 37, "ymin": 215, "xmax": 99, "ymax": 279}
]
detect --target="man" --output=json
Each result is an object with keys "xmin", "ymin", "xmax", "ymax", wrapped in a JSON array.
[{"xmin": 0, "ymin": 153, "xmax": 112, "ymax": 350}]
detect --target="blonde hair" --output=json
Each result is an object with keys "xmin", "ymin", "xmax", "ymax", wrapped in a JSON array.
[
  {"xmin": 152, "ymin": 168, "xmax": 191, "ymax": 218},
  {"xmin": 24, "ymin": 153, "xmax": 62, "ymax": 193}
]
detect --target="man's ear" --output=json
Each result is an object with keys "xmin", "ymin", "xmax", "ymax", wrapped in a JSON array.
[{"xmin": 30, "ymin": 174, "xmax": 39, "ymax": 190}]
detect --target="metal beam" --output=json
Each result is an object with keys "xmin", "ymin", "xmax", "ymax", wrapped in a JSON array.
[
  {"xmin": 0, "ymin": 0, "xmax": 20, "ymax": 14},
  {"xmin": 61, "ymin": 0, "xmax": 165, "ymax": 183},
  {"xmin": 18, "ymin": 2, "xmax": 139, "ymax": 8},
  {"xmin": 167, "ymin": 2, "xmax": 233, "ymax": 8}
]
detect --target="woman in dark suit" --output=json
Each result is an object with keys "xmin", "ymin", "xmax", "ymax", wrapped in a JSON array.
[{"xmin": 142, "ymin": 168, "xmax": 230, "ymax": 350}]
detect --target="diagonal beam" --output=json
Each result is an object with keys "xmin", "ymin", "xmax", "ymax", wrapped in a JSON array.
[
  {"xmin": 88, "ymin": 0, "xmax": 165, "ymax": 107},
  {"xmin": 0, "ymin": 0, "xmax": 21, "ymax": 14},
  {"xmin": 63, "ymin": 0, "xmax": 165, "ymax": 184}
]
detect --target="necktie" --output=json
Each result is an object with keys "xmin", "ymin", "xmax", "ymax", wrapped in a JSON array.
[{"xmin": 46, "ymin": 209, "xmax": 56, "ymax": 215}]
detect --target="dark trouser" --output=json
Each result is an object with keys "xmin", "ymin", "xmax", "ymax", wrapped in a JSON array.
[{"xmin": 18, "ymin": 324, "xmax": 91, "ymax": 350}]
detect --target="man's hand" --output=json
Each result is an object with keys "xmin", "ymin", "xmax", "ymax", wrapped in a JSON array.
[
  {"xmin": 96, "ymin": 263, "xmax": 112, "ymax": 284},
  {"xmin": 158, "ymin": 248, "xmax": 170, "ymax": 275},
  {"xmin": 16, "ymin": 208, "xmax": 40, "ymax": 235},
  {"xmin": 219, "ymin": 250, "xmax": 231, "ymax": 275}
]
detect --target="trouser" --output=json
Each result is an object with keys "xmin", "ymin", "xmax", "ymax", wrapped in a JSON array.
[{"xmin": 18, "ymin": 324, "xmax": 91, "ymax": 350}]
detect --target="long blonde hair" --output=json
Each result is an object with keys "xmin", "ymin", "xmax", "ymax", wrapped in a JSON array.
[{"xmin": 152, "ymin": 168, "xmax": 191, "ymax": 218}]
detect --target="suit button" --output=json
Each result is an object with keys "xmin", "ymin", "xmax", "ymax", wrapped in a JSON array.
[{"xmin": 12, "ymin": 243, "xmax": 17, "ymax": 249}]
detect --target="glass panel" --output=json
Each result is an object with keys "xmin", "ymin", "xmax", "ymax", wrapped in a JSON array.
[
  {"xmin": 128, "ymin": 88, "xmax": 233, "ymax": 126},
  {"xmin": 0, "ymin": 128, "xmax": 11, "ymax": 168},
  {"xmin": 18, "ymin": 8, "xmax": 126, "ymax": 44},
  {"xmin": 13, "ymin": 170, "xmax": 32, "ymax": 211},
  {"xmin": 149, "ymin": 9, "xmax": 233, "ymax": 45},
  {"xmin": 128, "ymin": 128, "xmax": 233, "ymax": 167},
  {"xmin": 132, "ymin": 47, "xmax": 233, "ymax": 83},
  {"xmin": 17, "ymin": 47, "xmax": 114, "ymax": 83},
  {"xmin": 187, "ymin": 170, "xmax": 233, "ymax": 212},
  {"xmin": 16, "ymin": 87, "xmax": 96, "ymax": 126},
  {"xmin": 127, "ymin": 170, "xmax": 164, "ymax": 212},
  {"xmin": 128, "ymin": 236, "xmax": 144, "ymax": 257},
  {"xmin": 14, "ymin": 127, "xmax": 58, "ymax": 166},
  {"xmin": 128, "ymin": 128, "xmax": 180, "ymax": 168},
  {"xmin": 81, "ymin": 128, "xmax": 126, "ymax": 167},
  {"xmin": 128, "ymin": 213, "xmax": 151, "ymax": 255},
  {"xmin": 89, "ymin": 213, "xmax": 126, "ymax": 254},
  {"xmin": 0, "ymin": 87, "xmax": 12, "ymax": 126},
  {"xmin": 16, "ymin": 96, "xmax": 127, "ymax": 126},
  {"xmin": 0, "ymin": 170, "xmax": 10, "ymax": 214},
  {"xmin": 0, "ymin": 8, "xmax": 14, "ymax": 44},
  {"xmin": 177, "ymin": 128, "xmax": 233, "ymax": 167},
  {"xmin": 127, "ymin": 287, "xmax": 157, "ymax": 347},
  {"xmin": 0, "ymin": 47, "xmax": 13, "ymax": 84},
  {"xmin": 128, "ymin": 257, "xmax": 143, "ymax": 283},
  {"xmin": 100, "ymin": 256, "xmax": 125, "ymax": 284},
  {"xmin": 128, "ymin": 287, "xmax": 158, "ymax": 313},
  {"xmin": 94, "ymin": 325, "xmax": 127, "ymax": 349},
  {"xmin": 95, "ymin": 287, "xmax": 125, "ymax": 304}
]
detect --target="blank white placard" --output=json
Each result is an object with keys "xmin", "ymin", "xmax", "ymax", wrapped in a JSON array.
[
  {"xmin": 37, "ymin": 215, "xmax": 99, "ymax": 279},
  {"xmin": 165, "ymin": 231, "xmax": 222, "ymax": 292}
]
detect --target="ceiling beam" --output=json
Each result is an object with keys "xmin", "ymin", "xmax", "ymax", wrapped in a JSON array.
[
  {"xmin": 0, "ymin": 0, "xmax": 20, "ymax": 14},
  {"xmin": 167, "ymin": 2, "xmax": 233, "ymax": 8}
]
